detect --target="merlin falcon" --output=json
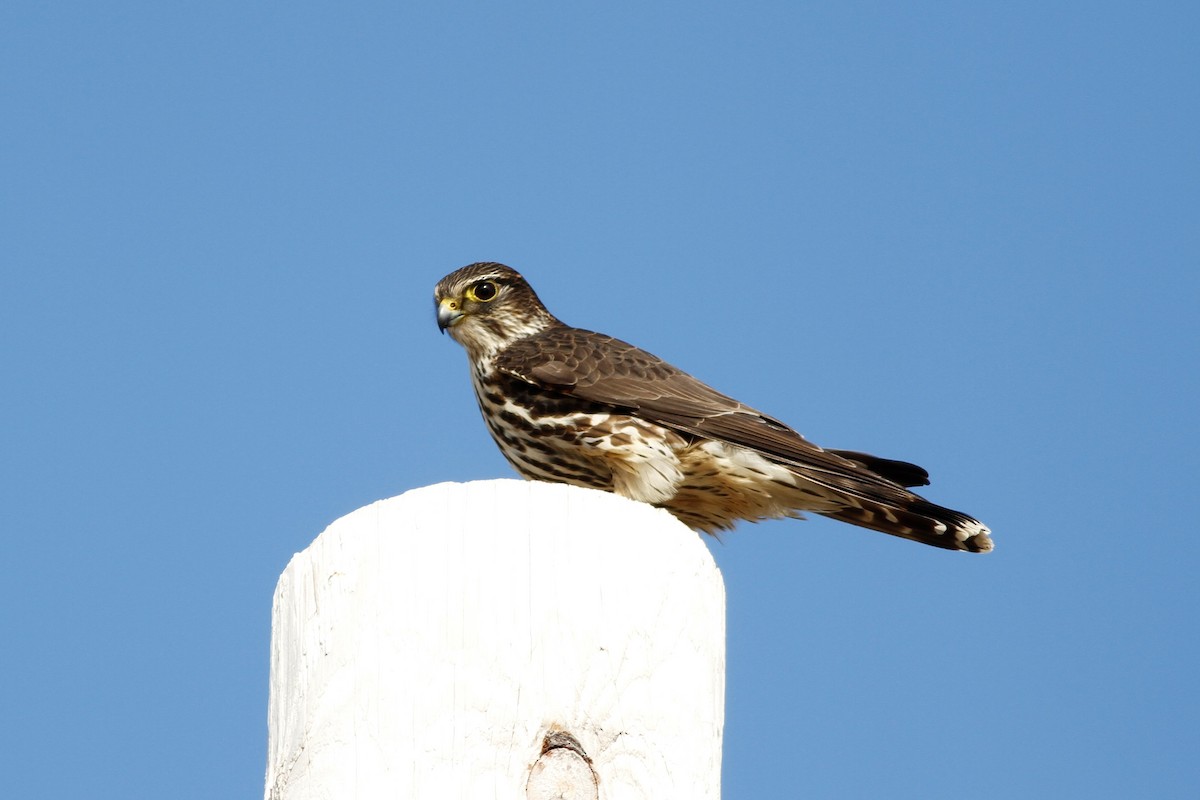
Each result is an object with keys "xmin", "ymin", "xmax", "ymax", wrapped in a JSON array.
[{"xmin": 434, "ymin": 262, "xmax": 992, "ymax": 553}]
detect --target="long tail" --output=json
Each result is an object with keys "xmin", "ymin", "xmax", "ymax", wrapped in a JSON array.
[{"xmin": 821, "ymin": 495, "xmax": 993, "ymax": 552}]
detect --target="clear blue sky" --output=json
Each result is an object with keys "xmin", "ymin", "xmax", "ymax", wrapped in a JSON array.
[{"xmin": 3, "ymin": 2, "xmax": 1197, "ymax": 797}]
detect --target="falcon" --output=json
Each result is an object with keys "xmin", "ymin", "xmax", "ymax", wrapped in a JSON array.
[{"xmin": 434, "ymin": 262, "xmax": 992, "ymax": 552}]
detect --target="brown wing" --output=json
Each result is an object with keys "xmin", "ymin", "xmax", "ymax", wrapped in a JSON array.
[
  {"xmin": 493, "ymin": 325, "xmax": 922, "ymax": 503},
  {"xmin": 825, "ymin": 450, "xmax": 930, "ymax": 488}
]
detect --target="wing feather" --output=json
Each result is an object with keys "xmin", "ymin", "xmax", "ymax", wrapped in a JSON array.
[{"xmin": 493, "ymin": 326, "xmax": 918, "ymax": 503}]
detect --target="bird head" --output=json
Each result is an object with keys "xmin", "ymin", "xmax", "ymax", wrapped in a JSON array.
[{"xmin": 434, "ymin": 262, "xmax": 557, "ymax": 357}]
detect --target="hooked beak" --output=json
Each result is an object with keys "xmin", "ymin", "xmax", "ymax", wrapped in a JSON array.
[{"xmin": 436, "ymin": 297, "xmax": 464, "ymax": 333}]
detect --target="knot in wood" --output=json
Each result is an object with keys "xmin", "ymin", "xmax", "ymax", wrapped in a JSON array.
[{"xmin": 526, "ymin": 731, "xmax": 598, "ymax": 800}]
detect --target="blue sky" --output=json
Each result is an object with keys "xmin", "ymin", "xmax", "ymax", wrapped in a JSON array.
[{"xmin": 2, "ymin": 2, "xmax": 1197, "ymax": 797}]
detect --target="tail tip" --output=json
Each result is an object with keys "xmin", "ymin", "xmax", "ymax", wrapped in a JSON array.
[{"xmin": 956, "ymin": 521, "xmax": 994, "ymax": 553}]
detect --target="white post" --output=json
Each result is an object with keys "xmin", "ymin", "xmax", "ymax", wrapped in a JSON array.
[{"xmin": 264, "ymin": 479, "xmax": 726, "ymax": 800}]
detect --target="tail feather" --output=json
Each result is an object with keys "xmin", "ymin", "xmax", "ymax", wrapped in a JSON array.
[{"xmin": 821, "ymin": 497, "xmax": 993, "ymax": 553}]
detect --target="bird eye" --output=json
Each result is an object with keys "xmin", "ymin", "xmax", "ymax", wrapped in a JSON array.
[{"xmin": 468, "ymin": 280, "xmax": 498, "ymax": 302}]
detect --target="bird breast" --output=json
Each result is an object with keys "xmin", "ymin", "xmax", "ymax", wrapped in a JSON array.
[{"xmin": 469, "ymin": 364, "xmax": 688, "ymax": 505}]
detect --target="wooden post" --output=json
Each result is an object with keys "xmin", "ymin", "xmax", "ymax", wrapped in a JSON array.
[{"xmin": 264, "ymin": 479, "xmax": 725, "ymax": 799}]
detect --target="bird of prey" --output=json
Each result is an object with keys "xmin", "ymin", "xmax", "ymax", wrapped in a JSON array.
[{"xmin": 434, "ymin": 262, "xmax": 992, "ymax": 552}]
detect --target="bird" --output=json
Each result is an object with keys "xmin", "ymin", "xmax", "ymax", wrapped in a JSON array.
[{"xmin": 434, "ymin": 262, "xmax": 992, "ymax": 553}]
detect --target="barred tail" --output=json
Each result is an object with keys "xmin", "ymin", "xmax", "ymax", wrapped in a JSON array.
[{"xmin": 821, "ymin": 497, "xmax": 993, "ymax": 553}]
